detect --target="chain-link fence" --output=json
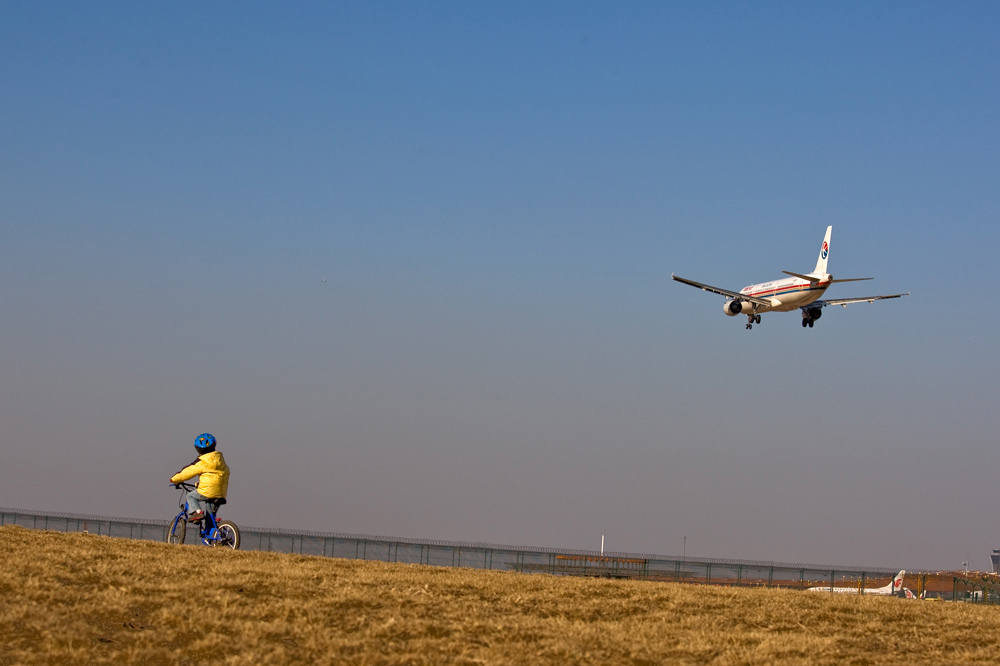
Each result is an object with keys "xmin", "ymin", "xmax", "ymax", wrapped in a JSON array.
[{"xmin": 1, "ymin": 505, "xmax": 908, "ymax": 592}]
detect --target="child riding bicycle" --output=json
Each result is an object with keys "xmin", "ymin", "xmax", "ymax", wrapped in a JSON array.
[{"xmin": 170, "ymin": 433, "xmax": 230, "ymax": 522}]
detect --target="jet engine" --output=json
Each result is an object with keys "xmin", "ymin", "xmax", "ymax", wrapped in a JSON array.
[
  {"xmin": 804, "ymin": 307, "xmax": 822, "ymax": 321},
  {"xmin": 723, "ymin": 300, "xmax": 753, "ymax": 317}
]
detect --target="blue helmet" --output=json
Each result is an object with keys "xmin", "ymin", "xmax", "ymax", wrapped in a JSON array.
[{"xmin": 194, "ymin": 433, "xmax": 217, "ymax": 452}]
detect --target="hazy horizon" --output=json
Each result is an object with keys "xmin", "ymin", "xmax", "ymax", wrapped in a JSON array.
[{"xmin": 2, "ymin": 2, "xmax": 999, "ymax": 572}]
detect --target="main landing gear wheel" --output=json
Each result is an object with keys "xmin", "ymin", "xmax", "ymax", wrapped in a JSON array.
[{"xmin": 755, "ymin": 315, "xmax": 761, "ymax": 324}]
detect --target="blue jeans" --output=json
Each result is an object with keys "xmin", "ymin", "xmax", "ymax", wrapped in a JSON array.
[{"xmin": 186, "ymin": 490, "xmax": 210, "ymax": 516}]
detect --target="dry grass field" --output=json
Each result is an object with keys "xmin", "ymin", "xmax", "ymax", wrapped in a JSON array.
[{"xmin": 2, "ymin": 526, "xmax": 1000, "ymax": 665}]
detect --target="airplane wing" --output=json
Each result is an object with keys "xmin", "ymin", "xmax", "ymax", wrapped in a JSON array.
[
  {"xmin": 671, "ymin": 274, "xmax": 773, "ymax": 307},
  {"xmin": 813, "ymin": 292, "xmax": 910, "ymax": 308}
]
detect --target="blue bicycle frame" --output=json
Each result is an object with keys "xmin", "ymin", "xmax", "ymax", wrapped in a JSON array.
[{"xmin": 168, "ymin": 481, "xmax": 239, "ymax": 548}]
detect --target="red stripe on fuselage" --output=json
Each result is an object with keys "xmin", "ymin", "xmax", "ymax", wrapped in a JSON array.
[{"xmin": 744, "ymin": 281, "xmax": 830, "ymax": 298}]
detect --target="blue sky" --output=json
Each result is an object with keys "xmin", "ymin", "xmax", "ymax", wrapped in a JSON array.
[{"xmin": 2, "ymin": 2, "xmax": 998, "ymax": 570}]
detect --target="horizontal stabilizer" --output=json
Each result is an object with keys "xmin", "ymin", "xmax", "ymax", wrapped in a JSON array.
[
  {"xmin": 829, "ymin": 277, "xmax": 873, "ymax": 283},
  {"xmin": 782, "ymin": 271, "xmax": 820, "ymax": 282}
]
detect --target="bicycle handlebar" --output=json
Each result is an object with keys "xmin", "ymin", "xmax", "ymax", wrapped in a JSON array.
[{"xmin": 173, "ymin": 481, "xmax": 195, "ymax": 490}]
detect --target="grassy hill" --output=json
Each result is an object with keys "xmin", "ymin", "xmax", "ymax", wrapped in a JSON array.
[{"xmin": 2, "ymin": 526, "xmax": 1000, "ymax": 665}]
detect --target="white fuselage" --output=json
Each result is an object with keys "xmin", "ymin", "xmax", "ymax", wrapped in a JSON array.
[
  {"xmin": 739, "ymin": 274, "xmax": 832, "ymax": 312},
  {"xmin": 808, "ymin": 585, "xmax": 897, "ymax": 596},
  {"xmin": 807, "ymin": 570, "xmax": 906, "ymax": 596}
]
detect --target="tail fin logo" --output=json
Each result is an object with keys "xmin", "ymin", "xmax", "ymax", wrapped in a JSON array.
[{"xmin": 821, "ymin": 241, "xmax": 829, "ymax": 260}]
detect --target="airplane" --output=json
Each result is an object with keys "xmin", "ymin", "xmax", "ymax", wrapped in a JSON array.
[
  {"xmin": 672, "ymin": 226, "xmax": 908, "ymax": 330},
  {"xmin": 807, "ymin": 570, "xmax": 907, "ymax": 596}
]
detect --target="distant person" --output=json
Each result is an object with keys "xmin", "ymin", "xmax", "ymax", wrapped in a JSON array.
[{"xmin": 169, "ymin": 433, "xmax": 230, "ymax": 522}]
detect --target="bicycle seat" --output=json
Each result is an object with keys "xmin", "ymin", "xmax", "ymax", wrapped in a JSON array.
[{"xmin": 206, "ymin": 498, "xmax": 227, "ymax": 511}]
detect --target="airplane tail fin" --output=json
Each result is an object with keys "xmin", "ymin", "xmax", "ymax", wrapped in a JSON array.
[
  {"xmin": 814, "ymin": 226, "xmax": 832, "ymax": 274},
  {"xmin": 892, "ymin": 570, "xmax": 905, "ymax": 594}
]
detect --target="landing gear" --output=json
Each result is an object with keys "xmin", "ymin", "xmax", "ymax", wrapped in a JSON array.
[
  {"xmin": 800, "ymin": 307, "xmax": 821, "ymax": 329},
  {"xmin": 746, "ymin": 313, "xmax": 761, "ymax": 330}
]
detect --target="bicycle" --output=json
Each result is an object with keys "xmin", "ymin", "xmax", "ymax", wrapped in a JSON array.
[{"xmin": 166, "ymin": 481, "xmax": 240, "ymax": 549}]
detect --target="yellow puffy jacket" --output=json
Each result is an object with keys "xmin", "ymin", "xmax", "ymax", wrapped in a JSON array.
[{"xmin": 170, "ymin": 451, "xmax": 230, "ymax": 499}]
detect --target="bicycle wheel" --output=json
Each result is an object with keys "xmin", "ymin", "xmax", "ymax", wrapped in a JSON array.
[
  {"xmin": 166, "ymin": 516, "xmax": 186, "ymax": 544},
  {"xmin": 214, "ymin": 520, "xmax": 240, "ymax": 550}
]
